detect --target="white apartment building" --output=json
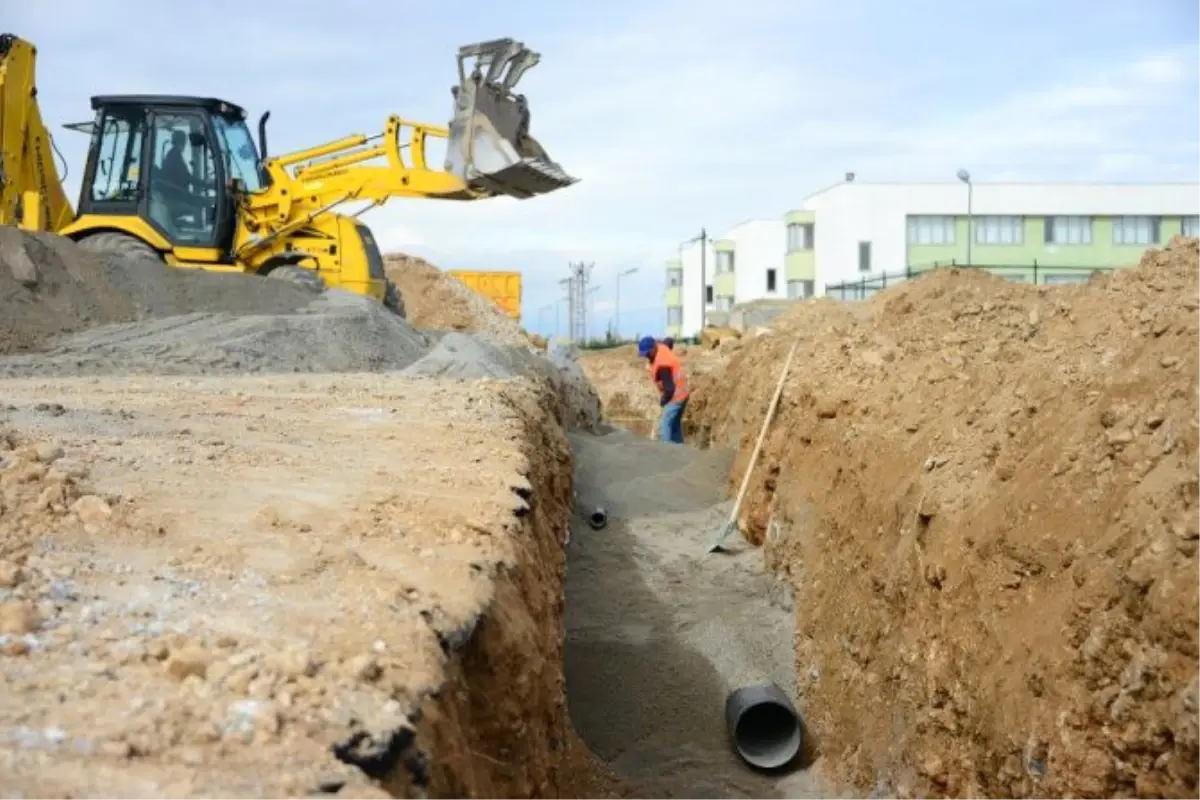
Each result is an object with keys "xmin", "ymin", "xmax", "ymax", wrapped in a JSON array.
[
  {"xmin": 712, "ymin": 219, "xmax": 786, "ymax": 310},
  {"xmin": 665, "ymin": 238, "xmax": 714, "ymax": 339},
  {"xmin": 664, "ymin": 220, "xmax": 784, "ymax": 337},
  {"xmin": 787, "ymin": 181, "xmax": 1200, "ymax": 295},
  {"xmin": 665, "ymin": 180, "xmax": 1199, "ymax": 334}
]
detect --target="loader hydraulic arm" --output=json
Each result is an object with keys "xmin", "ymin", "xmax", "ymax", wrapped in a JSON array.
[
  {"xmin": 234, "ymin": 37, "xmax": 575, "ymax": 258},
  {"xmin": 0, "ymin": 34, "xmax": 74, "ymax": 232},
  {"xmin": 234, "ymin": 114, "xmax": 479, "ymax": 258}
]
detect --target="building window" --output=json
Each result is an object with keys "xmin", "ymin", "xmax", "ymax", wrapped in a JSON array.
[
  {"xmin": 666, "ymin": 306, "xmax": 682, "ymax": 325},
  {"xmin": 1045, "ymin": 215, "xmax": 1093, "ymax": 245},
  {"xmin": 975, "ymin": 215, "xmax": 1024, "ymax": 245},
  {"xmin": 858, "ymin": 241, "xmax": 872, "ymax": 273},
  {"xmin": 907, "ymin": 215, "xmax": 956, "ymax": 246},
  {"xmin": 766, "ymin": 268, "xmax": 777, "ymax": 293},
  {"xmin": 714, "ymin": 296, "xmax": 733, "ymax": 311},
  {"xmin": 715, "ymin": 251, "xmax": 735, "ymax": 274},
  {"xmin": 786, "ymin": 279, "xmax": 814, "ymax": 299},
  {"xmin": 705, "ymin": 285, "xmax": 714, "ymax": 303},
  {"xmin": 1183, "ymin": 216, "xmax": 1200, "ymax": 237},
  {"xmin": 1112, "ymin": 216, "xmax": 1161, "ymax": 246},
  {"xmin": 786, "ymin": 222, "xmax": 814, "ymax": 252},
  {"xmin": 666, "ymin": 268, "xmax": 682, "ymax": 287}
]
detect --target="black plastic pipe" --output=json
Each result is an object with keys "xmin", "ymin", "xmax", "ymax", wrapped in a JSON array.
[
  {"xmin": 725, "ymin": 682, "xmax": 803, "ymax": 770},
  {"xmin": 587, "ymin": 507, "xmax": 608, "ymax": 530}
]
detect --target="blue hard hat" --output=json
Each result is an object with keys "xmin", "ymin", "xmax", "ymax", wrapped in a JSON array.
[{"xmin": 637, "ymin": 336, "xmax": 656, "ymax": 356}]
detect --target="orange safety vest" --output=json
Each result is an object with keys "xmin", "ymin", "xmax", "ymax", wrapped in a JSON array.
[{"xmin": 649, "ymin": 344, "xmax": 690, "ymax": 403}]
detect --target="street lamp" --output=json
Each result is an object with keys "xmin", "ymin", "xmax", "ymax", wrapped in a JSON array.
[
  {"xmin": 614, "ymin": 267, "xmax": 638, "ymax": 340},
  {"xmin": 957, "ymin": 168, "xmax": 973, "ymax": 266}
]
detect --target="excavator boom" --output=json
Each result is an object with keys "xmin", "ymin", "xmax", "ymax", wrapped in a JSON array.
[
  {"xmin": 444, "ymin": 38, "xmax": 577, "ymax": 199},
  {"xmin": 0, "ymin": 35, "xmax": 74, "ymax": 232}
]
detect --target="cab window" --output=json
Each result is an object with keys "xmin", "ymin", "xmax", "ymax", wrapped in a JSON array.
[
  {"xmin": 213, "ymin": 116, "xmax": 264, "ymax": 192},
  {"xmin": 88, "ymin": 110, "xmax": 145, "ymax": 205},
  {"xmin": 147, "ymin": 112, "xmax": 218, "ymax": 245}
]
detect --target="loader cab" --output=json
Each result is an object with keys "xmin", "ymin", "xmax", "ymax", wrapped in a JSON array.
[{"xmin": 75, "ymin": 95, "xmax": 263, "ymax": 257}]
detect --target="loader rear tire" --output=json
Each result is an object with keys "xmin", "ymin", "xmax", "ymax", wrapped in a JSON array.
[
  {"xmin": 383, "ymin": 278, "xmax": 406, "ymax": 318},
  {"xmin": 77, "ymin": 232, "xmax": 162, "ymax": 265},
  {"xmin": 266, "ymin": 265, "xmax": 326, "ymax": 294}
]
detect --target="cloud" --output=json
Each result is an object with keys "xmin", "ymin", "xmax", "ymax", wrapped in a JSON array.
[{"xmin": 10, "ymin": 0, "xmax": 1198, "ymax": 342}]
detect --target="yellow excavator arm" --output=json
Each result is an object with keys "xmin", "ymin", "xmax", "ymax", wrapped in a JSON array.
[
  {"xmin": 0, "ymin": 35, "xmax": 75, "ymax": 232},
  {"xmin": 235, "ymin": 38, "xmax": 576, "ymax": 261}
]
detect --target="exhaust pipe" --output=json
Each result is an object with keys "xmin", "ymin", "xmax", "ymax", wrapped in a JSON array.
[
  {"xmin": 587, "ymin": 507, "xmax": 608, "ymax": 530},
  {"xmin": 725, "ymin": 683, "xmax": 803, "ymax": 770}
]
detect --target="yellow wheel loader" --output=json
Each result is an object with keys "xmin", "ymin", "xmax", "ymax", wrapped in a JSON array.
[{"xmin": 0, "ymin": 34, "xmax": 576, "ymax": 314}]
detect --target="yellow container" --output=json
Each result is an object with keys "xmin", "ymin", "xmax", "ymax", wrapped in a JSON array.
[{"xmin": 448, "ymin": 270, "xmax": 523, "ymax": 320}]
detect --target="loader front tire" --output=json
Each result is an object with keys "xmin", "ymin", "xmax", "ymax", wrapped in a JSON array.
[
  {"xmin": 266, "ymin": 265, "xmax": 326, "ymax": 294},
  {"xmin": 383, "ymin": 278, "xmax": 406, "ymax": 318},
  {"xmin": 77, "ymin": 232, "xmax": 162, "ymax": 265}
]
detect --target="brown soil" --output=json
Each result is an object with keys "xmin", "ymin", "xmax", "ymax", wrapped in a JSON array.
[
  {"xmin": 384, "ymin": 254, "xmax": 532, "ymax": 347},
  {"xmin": 0, "ymin": 229, "xmax": 621, "ymax": 797},
  {"xmin": 686, "ymin": 236, "xmax": 1200, "ymax": 798},
  {"xmin": 0, "ymin": 373, "xmax": 618, "ymax": 797}
]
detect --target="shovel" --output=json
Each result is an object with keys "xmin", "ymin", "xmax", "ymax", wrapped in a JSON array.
[{"xmin": 708, "ymin": 337, "xmax": 800, "ymax": 554}]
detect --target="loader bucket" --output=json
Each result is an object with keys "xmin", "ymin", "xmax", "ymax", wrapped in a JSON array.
[{"xmin": 444, "ymin": 38, "xmax": 578, "ymax": 199}]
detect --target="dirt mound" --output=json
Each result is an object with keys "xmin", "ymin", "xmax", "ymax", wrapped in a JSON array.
[
  {"xmin": 0, "ymin": 228, "xmax": 314, "ymax": 356},
  {"xmin": 0, "ymin": 290, "xmax": 432, "ymax": 378},
  {"xmin": 688, "ymin": 237, "xmax": 1200, "ymax": 798},
  {"xmin": 404, "ymin": 332, "xmax": 601, "ymax": 431},
  {"xmin": 0, "ymin": 229, "xmax": 435, "ymax": 376},
  {"xmin": 384, "ymin": 254, "xmax": 530, "ymax": 347},
  {"xmin": 0, "ymin": 373, "xmax": 617, "ymax": 797}
]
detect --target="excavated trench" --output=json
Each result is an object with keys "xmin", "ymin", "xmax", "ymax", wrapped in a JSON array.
[{"xmin": 563, "ymin": 427, "xmax": 834, "ymax": 798}]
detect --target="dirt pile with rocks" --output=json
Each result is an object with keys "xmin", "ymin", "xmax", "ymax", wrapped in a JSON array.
[
  {"xmin": 0, "ymin": 229, "xmax": 432, "ymax": 376},
  {"xmin": 687, "ymin": 237, "xmax": 1200, "ymax": 798},
  {"xmin": 0, "ymin": 374, "xmax": 617, "ymax": 798},
  {"xmin": 384, "ymin": 254, "xmax": 531, "ymax": 347},
  {"xmin": 405, "ymin": 333, "xmax": 601, "ymax": 432}
]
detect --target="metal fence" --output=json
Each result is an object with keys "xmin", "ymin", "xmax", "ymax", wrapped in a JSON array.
[{"xmin": 825, "ymin": 262, "xmax": 1118, "ymax": 301}]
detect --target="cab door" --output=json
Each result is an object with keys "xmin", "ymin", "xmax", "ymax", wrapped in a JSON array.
[{"xmin": 141, "ymin": 108, "xmax": 229, "ymax": 261}]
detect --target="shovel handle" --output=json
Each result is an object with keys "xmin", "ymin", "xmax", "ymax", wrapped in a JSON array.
[{"xmin": 718, "ymin": 337, "xmax": 801, "ymax": 544}]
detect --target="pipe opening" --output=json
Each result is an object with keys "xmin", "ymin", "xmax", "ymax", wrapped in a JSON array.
[
  {"xmin": 727, "ymin": 684, "xmax": 803, "ymax": 771},
  {"xmin": 587, "ymin": 507, "xmax": 607, "ymax": 530}
]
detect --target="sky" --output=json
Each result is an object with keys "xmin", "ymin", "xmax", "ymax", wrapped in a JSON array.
[{"xmin": 10, "ymin": 0, "xmax": 1199, "ymax": 339}]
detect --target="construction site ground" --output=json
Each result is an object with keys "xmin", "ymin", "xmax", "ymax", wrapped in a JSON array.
[
  {"xmin": 581, "ymin": 236, "xmax": 1199, "ymax": 799},
  {"xmin": 3, "ymin": 226, "xmax": 1198, "ymax": 799}
]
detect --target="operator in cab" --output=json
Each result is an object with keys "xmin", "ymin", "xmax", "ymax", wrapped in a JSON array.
[{"xmin": 638, "ymin": 336, "xmax": 689, "ymax": 444}]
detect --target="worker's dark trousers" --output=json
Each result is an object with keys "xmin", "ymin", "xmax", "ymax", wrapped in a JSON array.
[{"xmin": 659, "ymin": 398, "xmax": 688, "ymax": 444}]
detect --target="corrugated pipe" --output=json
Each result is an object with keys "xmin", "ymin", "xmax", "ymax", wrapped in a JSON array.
[
  {"xmin": 587, "ymin": 507, "xmax": 608, "ymax": 530},
  {"xmin": 725, "ymin": 683, "xmax": 803, "ymax": 770}
]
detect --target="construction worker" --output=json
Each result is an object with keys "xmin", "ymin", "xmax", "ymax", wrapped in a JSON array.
[
  {"xmin": 638, "ymin": 336, "xmax": 689, "ymax": 444},
  {"xmin": 663, "ymin": 336, "xmax": 676, "ymax": 350}
]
